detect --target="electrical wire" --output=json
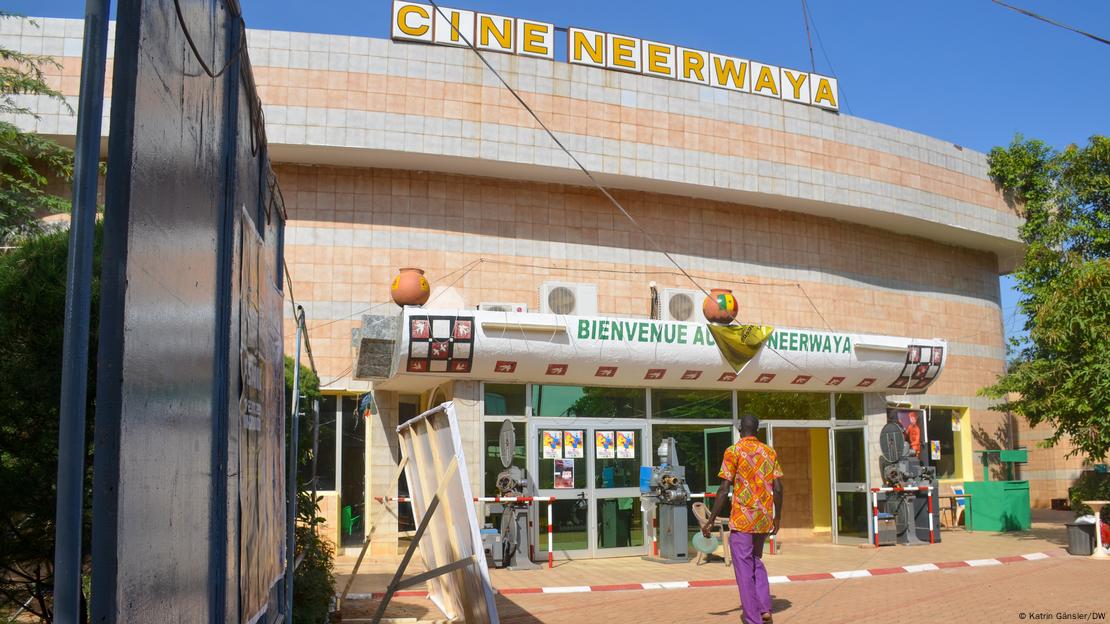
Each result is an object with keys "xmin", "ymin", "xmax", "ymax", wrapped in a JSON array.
[
  {"xmin": 990, "ymin": 0, "xmax": 1110, "ymax": 46},
  {"xmin": 172, "ymin": 0, "xmax": 246, "ymax": 78},
  {"xmin": 800, "ymin": 0, "xmax": 817, "ymax": 74},
  {"xmin": 799, "ymin": 0, "xmax": 852, "ymax": 115},
  {"xmin": 427, "ymin": 0, "xmax": 713, "ymax": 301}
]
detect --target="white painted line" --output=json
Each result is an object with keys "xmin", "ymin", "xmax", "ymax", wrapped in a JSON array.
[
  {"xmin": 641, "ymin": 581, "xmax": 690, "ymax": 590},
  {"xmin": 542, "ymin": 586, "xmax": 592, "ymax": 594},
  {"xmin": 1022, "ymin": 552, "xmax": 1050, "ymax": 561},
  {"xmin": 831, "ymin": 570, "xmax": 871, "ymax": 579},
  {"xmin": 768, "ymin": 576, "xmax": 791, "ymax": 584},
  {"xmin": 966, "ymin": 559, "xmax": 1001, "ymax": 567},
  {"xmin": 344, "ymin": 593, "xmax": 373, "ymax": 600},
  {"xmin": 903, "ymin": 563, "xmax": 940, "ymax": 573}
]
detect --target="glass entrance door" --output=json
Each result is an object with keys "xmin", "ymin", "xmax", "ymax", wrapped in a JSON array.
[
  {"xmin": 830, "ymin": 425, "xmax": 871, "ymax": 544},
  {"xmin": 530, "ymin": 420, "xmax": 647, "ymax": 558}
]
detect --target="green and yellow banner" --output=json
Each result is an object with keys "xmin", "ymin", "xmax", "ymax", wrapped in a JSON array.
[{"xmin": 708, "ymin": 323, "xmax": 775, "ymax": 372}]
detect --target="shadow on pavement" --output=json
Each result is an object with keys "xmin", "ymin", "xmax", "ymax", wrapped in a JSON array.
[
  {"xmin": 709, "ymin": 595, "xmax": 793, "ymax": 618},
  {"xmin": 495, "ymin": 594, "xmax": 547, "ymax": 624}
]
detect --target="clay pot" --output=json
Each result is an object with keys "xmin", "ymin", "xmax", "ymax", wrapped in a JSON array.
[
  {"xmin": 702, "ymin": 288, "xmax": 738, "ymax": 323},
  {"xmin": 391, "ymin": 267, "xmax": 431, "ymax": 306}
]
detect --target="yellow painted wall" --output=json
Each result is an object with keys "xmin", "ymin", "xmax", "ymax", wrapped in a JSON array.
[{"xmin": 810, "ymin": 428, "xmax": 831, "ymax": 532}]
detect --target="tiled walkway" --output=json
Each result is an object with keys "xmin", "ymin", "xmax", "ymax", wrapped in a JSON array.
[{"xmin": 336, "ymin": 510, "xmax": 1071, "ymax": 600}]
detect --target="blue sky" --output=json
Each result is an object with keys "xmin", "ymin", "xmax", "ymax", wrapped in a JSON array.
[{"xmin": 12, "ymin": 1, "xmax": 1110, "ymax": 341}]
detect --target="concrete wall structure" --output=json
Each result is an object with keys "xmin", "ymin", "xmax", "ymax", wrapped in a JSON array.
[{"xmin": 5, "ymin": 16, "xmax": 1090, "ymax": 555}]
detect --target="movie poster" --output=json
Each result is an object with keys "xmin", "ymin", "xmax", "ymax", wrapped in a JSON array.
[
  {"xmin": 616, "ymin": 430, "xmax": 636, "ymax": 459},
  {"xmin": 554, "ymin": 459, "xmax": 575, "ymax": 489},
  {"xmin": 542, "ymin": 430, "xmax": 563, "ymax": 459},
  {"xmin": 930, "ymin": 440, "xmax": 942, "ymax": 461},
  {"xmin": 595, "ymin": 431, "xmax": 615, "ymax": 459},
  {"xmin": 890, "ymin": 408, "xmax": 925, "ymax": 461},
  {"xmin": 563, "ymin": 430, "xmax": 584, "ymax": 459}
]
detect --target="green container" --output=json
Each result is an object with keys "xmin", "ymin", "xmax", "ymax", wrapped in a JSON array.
[{"xmin": 963, "ymin": 480, "xmax": 1031, "ymax": 532}]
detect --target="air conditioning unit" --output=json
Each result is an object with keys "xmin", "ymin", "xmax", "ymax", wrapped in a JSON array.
[
  {"xmin": 476, "ymin": 302, "xmax": 529, "ymax": 313},
  {"xmin": 539, "ymin": 282, "xmax": 598, "ymax": 316},
  {"xmin": 660, "ymin": 288, "xmax": 702, "ymax": 322}
]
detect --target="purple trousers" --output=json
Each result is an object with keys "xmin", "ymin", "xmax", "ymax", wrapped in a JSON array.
[{"xmin": 728, "ymin": 531, "xmax": 771, "ymax": 624}]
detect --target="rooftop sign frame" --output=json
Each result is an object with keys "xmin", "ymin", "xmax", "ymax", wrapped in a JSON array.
[{"xmin": 390, "ymin": 1, "xmax": 840, "ymax": 111}]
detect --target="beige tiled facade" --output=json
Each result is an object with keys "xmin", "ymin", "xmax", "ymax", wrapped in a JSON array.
[{"xmin": 8, "ymin": 17, "xmax": 1087, "ymax": 556}]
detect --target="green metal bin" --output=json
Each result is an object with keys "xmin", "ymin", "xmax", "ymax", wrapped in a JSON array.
[{"xmin": 963, "ymin": 480, "xmax": 1031, "ymax": 532}]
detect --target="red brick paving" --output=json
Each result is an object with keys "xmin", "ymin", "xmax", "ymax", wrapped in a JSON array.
[{"xmin": 353, "ymin": 556, "xmax": 1109, "ymax": 623}]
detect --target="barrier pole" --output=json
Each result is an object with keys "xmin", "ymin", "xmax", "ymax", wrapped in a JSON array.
[
  {"xmin": 547, "ymin": 501, "xmax": 553, "ymax": 568},
  {"xmin": 927, "ymin": 486, "xmax": 935, "ymax": 544},
  {"xmin": 652, "ymin": 509, "xmax": 659, "ymax": 556},
  {"xmin": 871, "ymin": 490, "xmax": 879, "ymax": 547}
]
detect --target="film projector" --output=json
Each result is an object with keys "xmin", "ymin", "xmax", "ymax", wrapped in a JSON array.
[
  {"xmin": 484, "ymin": 419, "xmax": 539, "ymax": 570},
  {"xmin": 879, "ymin": 414, "xmax": 936, "ymax": 545},
  {"xmin": 640, "ymin": 437, "xmax": 691, "ymax": 563}
]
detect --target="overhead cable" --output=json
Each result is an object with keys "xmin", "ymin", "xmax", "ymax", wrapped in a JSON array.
[
  {"xmin": 990, "ymin": 0, "xmax": 1110, "ymax": 46},
  {"xmin": 427, "ymin": 0, "xmax": 713, "ymax": 301}
]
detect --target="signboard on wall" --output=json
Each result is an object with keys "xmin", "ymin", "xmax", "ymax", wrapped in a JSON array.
[
  {"xmin": 390, "ymin": 1, "xmax": 840, "ymax": 111},
  {"xmin": 383, "ymin": 309, "xmax": 949, "ymax": 394}
]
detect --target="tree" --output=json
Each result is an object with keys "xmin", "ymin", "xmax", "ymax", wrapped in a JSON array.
[
  {"xmin": 0, "ymin": 13, "xmax": 75, "ymax": 245},
  {"xmin": 981, "ymin": 135, "xmax": 1110, "ymax": 463},
  {"xmin": 0, "ymin": 225, "xmax": 101, "ymax": 623}
]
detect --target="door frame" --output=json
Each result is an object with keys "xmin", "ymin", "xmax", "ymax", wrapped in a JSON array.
[
  {"xmin": 528, "ymin": 418, "xmax": 649, "ymax": 559},
  {"xmin": 829, "ymin": 423, "xmax": 872, "ymax": 545}
]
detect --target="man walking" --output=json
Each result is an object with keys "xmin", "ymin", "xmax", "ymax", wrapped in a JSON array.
[{"xmin": 703, "ymin": 414, "xmax": 784, "ymax": 624}]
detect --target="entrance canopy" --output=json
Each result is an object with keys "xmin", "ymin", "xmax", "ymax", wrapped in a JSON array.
[{"xmin": 364, "ymin": 309, "xmax": 947, "ymax": 394}]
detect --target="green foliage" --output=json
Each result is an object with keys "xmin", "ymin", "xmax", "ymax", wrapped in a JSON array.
[
  {"xmin": 283, "ymin": 355, "xmax": 335, "ymax": 623},
  {"xmin": 1068, "ymin": 472, "xmax": 1110, "ymax": 521},
  {"xmin": 0, "ymin": 14, "xmax": 76, "ymax": 245},
  {"xmin": 0, "ymin": 225, "xmax": 101, "ymax": 623},
  {"xmin": 981, "ymin": 135, "xmax": 1110, "ymax": 463}
]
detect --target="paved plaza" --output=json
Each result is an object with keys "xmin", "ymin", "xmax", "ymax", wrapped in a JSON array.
[{"xmin": 336, "ymin": 511, "xmax": 1107, "ymax": 622}]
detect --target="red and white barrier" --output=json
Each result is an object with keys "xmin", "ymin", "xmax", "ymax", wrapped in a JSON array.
[
  {"xmin": 869, "ymin": 485, "xmax": 936, "ymax": 546},
  {"xmin": 373, "ymin": 494, "xmax": 557, "ymax": 568}
]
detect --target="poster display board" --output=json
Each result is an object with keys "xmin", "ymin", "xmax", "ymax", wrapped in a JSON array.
[
  {"xmin": 396, "ymin": 402, "xmax": 499, "ymax": 623},
  {"xmin": 596, "ymin": 431, "xmax": 615, "ymax": 459},
  {"xmin": 616, "ymin": 431, "xmax": 636, "ymax": 459},
  {"xmin": 563, "ymin": 430, "xmax": 584, "ymax": 459},
  {"xmin": 542, "ymin": 430, "xmax": 563, "ymax": 459},
  {"xmin": 238, "ymin": 211, "xmax": 286, "ymax": 624}
]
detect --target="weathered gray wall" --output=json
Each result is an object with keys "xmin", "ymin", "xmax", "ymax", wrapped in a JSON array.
[{"xmin": 90, "ymin": 0, "xmax": 286, "ymax": 621}]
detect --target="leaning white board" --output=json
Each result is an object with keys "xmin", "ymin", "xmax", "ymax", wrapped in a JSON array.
[{"xmin": 397, "ymin": 402, "xmax": 499, "ymax": 623}]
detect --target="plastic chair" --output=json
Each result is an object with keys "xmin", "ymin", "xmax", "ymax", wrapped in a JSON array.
[
  {"xmin": 952, "ymin": 486, "xmax": 967, "ymax": 527},
  {"xmin": 342, "ymin": 505, "xmax": 361, "ymax": 536},
  {"xmin": 691, "ymin": 502, "xmax": 731, "ymax": 566}
]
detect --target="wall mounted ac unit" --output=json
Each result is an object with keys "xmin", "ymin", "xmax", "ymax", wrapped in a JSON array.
[
  {"xmin": 539, "ymin": 282, "xmax": 598, "ymax": 316},
  {"xmin": 476, "ymin": 302, "xmax": 529, "ymax": 313},
  {"xmin": 660, "ymin": 288, "xmax": 702, "ymax": 322}
]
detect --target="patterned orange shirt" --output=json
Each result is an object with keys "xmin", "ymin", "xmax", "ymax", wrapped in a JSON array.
[{"xmin": 718, "ymin": 436, "xmax": 784, "ymax": 533}]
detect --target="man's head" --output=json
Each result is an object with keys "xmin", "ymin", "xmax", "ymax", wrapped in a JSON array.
[
  {"xmin": 909, "ymin": 413, "xmax": 917, "ymax": 425},
  {"xmin": 739, "ymin": 413, "xmax": 760, "ymax": 437}
]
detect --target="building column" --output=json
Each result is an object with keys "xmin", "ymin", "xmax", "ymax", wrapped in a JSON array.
[{"xmin": 367, "ymin": 388, "xmax": 400, "ymax": 557}]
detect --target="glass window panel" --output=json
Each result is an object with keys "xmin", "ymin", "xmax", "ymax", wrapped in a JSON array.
[
  {"xmin": 483, "ymin": 383, "xmax": 527, "ymax": 416},
  {"xmin": 834, "ymin": 428, "xmax": 866, "ymax": 483},
  {"xmin": 314, "ymin": 396, "xmax": 338, "ymax": 491},
  {"xmin": 925, "ymin": 407, "xmax": 961, "ymax": 479},
  {"xmin": 596, "ymin": 497, "xmax": 644, "ymax": 548},
  {"xmin": 834, "ymin": 393, "xmax": 864, "ymax": 421},
  {"xmin": 651, "ymin": 389, "xmax": 732, "ymax": 420},
  {"xmin": 483, "ymin": 421, "xmax": 528, "ymax": 496},
  {"xmin": 836, "ymin": 491, "xmax": 870, "ymax": 539},
  {"xmin": 738, "ymin": 391, "xmax": 831, "ymax": 420},
  {"xmin": 651, "ymin": 424, "xmax": 735, "ymax": 494},
  {"xmin": 540, "ymin": 500, "xmax": 589, "ymax": 551},
  {"xmin": 537, "ymin": 430, "xmax": 587, "ymax": 489},
  {"xmin": 595, "ymin": 429, "xmax": 641, "ymax": 489},
  {"xmin": 532, "ymin": 385, "xmax": 646, "ymax": 418},
  {"xmin": 341, "ymin": 396, "xmax": 366, "ymax": 546}
]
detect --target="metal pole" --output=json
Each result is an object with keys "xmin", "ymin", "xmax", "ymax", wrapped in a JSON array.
[
  {"xmin": 285, "ymin": 307, "xmax": 305, "ymax": 617},
  {"xmin": 53, "ymin": 1, "xmax": 109, "ymax": 620}
]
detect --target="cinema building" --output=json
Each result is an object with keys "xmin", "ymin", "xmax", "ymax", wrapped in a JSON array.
[{"xmin": 13, "ymin": 7, "xmax": 1088, "ymax": 559}]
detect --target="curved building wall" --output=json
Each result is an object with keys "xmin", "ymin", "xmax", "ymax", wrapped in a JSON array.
[{"xmin": 7, "ymin": 18, "xmax": 1079, "ymax": 510}]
